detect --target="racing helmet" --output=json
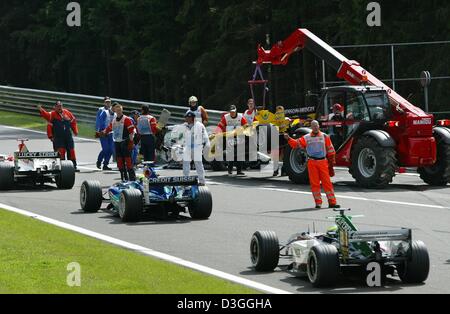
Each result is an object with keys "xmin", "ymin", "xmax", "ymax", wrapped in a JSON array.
[{"xmin": 326, "ymin": 225, "xmax": 338, "ymax": 237}]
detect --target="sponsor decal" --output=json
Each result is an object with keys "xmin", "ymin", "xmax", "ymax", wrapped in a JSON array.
[
  {"xmin": 15, "ymin": 152, "xmax": 59, "ymax": 158},
  {"xmin": 148, "ymin": 176, "xmax": 198, "ymax": 184},
  {"xmin": 413, "ymin": 118, "xmax": 432, "ymax": 126}
]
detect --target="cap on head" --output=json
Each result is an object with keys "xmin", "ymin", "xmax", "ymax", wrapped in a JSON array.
[
  {"xmin": 185, "ymin": 111, "xmax": 196, "ymax": 118},
  {"xmin": 189, "ymin": 96, "xmax": 198, "ymax": 103},
  {"xmin": 104, "ymin": 96, "xmax": 111, "ymax": 103},
  {"xmin": 230, "ymin": 105, "xmax": 237, "ymax": 113},
  {"xmin": 333, "ymin": 103, "xmax": 344, "ymax": 112}
]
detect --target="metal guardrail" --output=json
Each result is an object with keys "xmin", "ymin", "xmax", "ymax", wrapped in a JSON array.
[{"xmin": 0, "ymin": 85, "xmax": 224, "ymax": 126}]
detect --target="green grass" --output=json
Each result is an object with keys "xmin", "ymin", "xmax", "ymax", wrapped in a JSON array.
[
  {"xmin": 0, "ymin": 110, "xmax": 95, "ymax": 139},
  {"xmin": 0, "ymin": 209, "xmax": 257, "ymax": 294}
]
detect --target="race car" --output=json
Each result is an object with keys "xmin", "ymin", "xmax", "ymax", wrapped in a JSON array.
[
  {"xmin": 79, "ymin": 163, "xmax": 213, "ymax": 222},
  {"xmin": 0, "ymin": 139, "xmax": 75, "ymax": 190},
  {"xmin": 250, "ymin": 208, "xmax": 430, "ymax": 287}
]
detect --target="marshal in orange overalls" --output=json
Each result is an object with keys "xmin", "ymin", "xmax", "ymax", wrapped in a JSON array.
[{"xmin": 288, "ymin": 131, "xmax": 338, "ymax": 208}]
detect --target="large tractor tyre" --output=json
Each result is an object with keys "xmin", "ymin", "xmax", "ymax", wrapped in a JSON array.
[
  {"xmin": 56, "ymin": 160, "xmax": 76, "ymax": 190},
  {"xmin": 397, "ymin": 240, "xmax": 430, "ymax": 284},
  {"xmin": 283, "ymin": 145, "xmax": 309, "ymax": 184},
  {"xmin": 80, "ymin": 181, "xmax": 103, "ymax": 213},
  {"xmin": 418, "ymin": 134, "xmax": 450, "ymax": 186},
  {"xmin": 250, "ymin": 231, "xmax": 280, "ymax": 272},
  {"xmin": 307, "ymin": 245, "xmax": 340, "ymax": 288},
  {"xmin": 0, "ymin": 163, "xmax": 15, "ymax": 191},
  {"xmin": 349, "ymin": 136, "xmax": 397, "ymax": 189},
  {"xmin": 119, "ymin": 189, "xmax": 143, "ymax": 223},
  {"xmin": 188, "ymin": 186, "xmax": 213, "ymax": 220}
]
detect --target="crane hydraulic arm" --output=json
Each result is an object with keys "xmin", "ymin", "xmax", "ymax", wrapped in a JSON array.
[{"xmin": 256, "ymin": 28, "xmax": 428, "ymax": 118}]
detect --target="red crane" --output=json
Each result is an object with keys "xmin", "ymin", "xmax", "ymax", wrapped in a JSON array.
[{"xmin": 255, "ymin": 28, "xmax": 450, "ymax": 188}]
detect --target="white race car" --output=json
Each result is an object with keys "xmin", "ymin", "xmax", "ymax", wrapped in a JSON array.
[
  {"xmin": 250, "ymin": 209, "xmax": 430, "ymax": 287},
  {"xmin": 0, "ymin": 139, "xmax": 75, "ymax": 190}
]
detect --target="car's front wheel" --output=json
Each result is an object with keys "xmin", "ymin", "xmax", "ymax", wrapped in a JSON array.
[
  {"xmin": 250, "ymin": 231, "xmax": 279, "ymax": 272},
  {"xmin": 80, "ymin": 180, "xmax": 102, "ymax": 213}
]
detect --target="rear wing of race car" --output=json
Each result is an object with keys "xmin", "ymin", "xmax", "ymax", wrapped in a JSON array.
[
  {"xmin": 14, "ymin": 152, "xmax": 60, "ymax": 159},
  {"xmin": 145, "ymin": 176, "xmax": 199, "ymax": 186},
  {"xmin": 349, "ymin": 229, "xmax": 412, "ymax": 243}
]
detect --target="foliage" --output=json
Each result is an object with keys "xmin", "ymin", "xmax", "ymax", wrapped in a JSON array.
[{"xmin": 0, "ymin": 1, "xmax": 449, "ymax": 112}]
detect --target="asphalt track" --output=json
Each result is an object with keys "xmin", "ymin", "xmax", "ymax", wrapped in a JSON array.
[{"xmin": 1, "ymin": 124, "xmax": 450, "ymax": 294}]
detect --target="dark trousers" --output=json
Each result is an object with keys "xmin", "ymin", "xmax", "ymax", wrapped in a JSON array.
[
  {"xmin": 228, "ymin": 161, "xmax": 243, "ymax": 173},
  {"xmin": 140, "ymin": 134, "xmax": 155, "ymax": 162},
  {"xmin": 114, "ymin": 141, "xmax": 135, "ymax": 181}
]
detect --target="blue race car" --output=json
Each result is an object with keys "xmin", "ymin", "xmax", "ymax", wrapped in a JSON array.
[{"xmin": 79, "ymin": 164, "xmax": 212, "ymax": 222}]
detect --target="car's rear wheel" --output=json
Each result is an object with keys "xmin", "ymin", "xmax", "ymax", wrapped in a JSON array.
[
  {"xmin": 418, "ymin": 132, "xmax": 450, "ymax": 186},
  {"xmin": 350, "ymin": 136, "xmax": 397, "ymax": 189},
  {"xmin": 119, "ymin": 189, "xmax": 143, "ymax": 222},
  {"xmin": 0, "ymin": 163, "xmax": 14, "ymax": 190},
  {"xmin": 80, "ymin": 181, "xmax": 103, "ymax": 213},
  {"xmin": 188, "ymin": 186, "xmax": 212, "ymax": 220},
  {"xmin": 307, "ymin": 245, "xmax": 340, "ymax": 288},
  {"xmin": 250, "ymin": 231, "xmax": 279, "ymax": 272},
  {"xmin": 397, "ymin": 240, "xmax": 430, "ymax": 284},
  {"xmin": 56, "ymin": 160, "xmax": 76, "ymax": 190}
]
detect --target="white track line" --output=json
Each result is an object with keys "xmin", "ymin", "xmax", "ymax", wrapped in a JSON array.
[
  {"xmin": 0, "ymin": 203, "xmax": 290, "ymax": 294},
  {"xmin": 263, "ymin": 188, "xmax": 450, "ymax": 210},
  {"xmin": 0, "ymin": 125, "xmax": 97, "ymax": 143}
]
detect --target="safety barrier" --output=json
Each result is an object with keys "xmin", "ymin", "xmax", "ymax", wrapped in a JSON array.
[{"xmin": 0, "ymin": 85, "xmax": 224, "ymax": 125}]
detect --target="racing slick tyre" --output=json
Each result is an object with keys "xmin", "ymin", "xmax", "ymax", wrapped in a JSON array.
[
  {"xmin": 188, "ymin": 186, "xmax": 213, "ymax": 220},
  {"xmin": 0, "ymin": 163, "xmax": 14, "ymax": 190},
  {"xmin": 307, "ymin": 245, "xmax": 340, "ymax": 288},
  {"xmin": 397, "ymin": 240, "xmax": 430, "ymax": 284},
  {"xmin": 119, "ymin": 189, "xmax": 143, "ymax": 223},
  {"xmin": 56, "ymin": 160, "xmax": 76, "ymax": 190},
  {"xmin": 283, "ymin": 145, "xmax": 309, "ymax": 184},
  {"xmin": 250, "ymin": 231, "xmax": 279, "ymax": 272},
  {"xmin": 418, "ymin": 134, "xmax": 450, "ymax": 186},
  {"xmin": 350, "ymin": 136, "xmax": 397, "ymax": 189},
  {"xmin": 80, "ymin": 180, "xmax": 102, "ymax": 213}
]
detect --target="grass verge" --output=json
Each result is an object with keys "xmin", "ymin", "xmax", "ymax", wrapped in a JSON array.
[
  {"xmin": 0, "ymin": 209, "xmax": 257, "ymax": 294},
  {"xmin": 0, "ymin": 110, "xmax": 94, "ymax": 139}
]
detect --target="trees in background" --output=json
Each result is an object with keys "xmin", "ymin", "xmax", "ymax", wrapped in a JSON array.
[{"xmin": 0, "ymin": 0, "xmax": 448, "ymax": 112}]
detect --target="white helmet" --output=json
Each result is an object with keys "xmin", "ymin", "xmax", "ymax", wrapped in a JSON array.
[{"xmin": 189, "ymin": 96, "xmax": 198, "ymax": 103}]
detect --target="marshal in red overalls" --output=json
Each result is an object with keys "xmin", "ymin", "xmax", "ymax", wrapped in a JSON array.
[{"xmin": 288, "ymin": 130, "xmax": 339, "ymax": 209}]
